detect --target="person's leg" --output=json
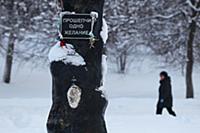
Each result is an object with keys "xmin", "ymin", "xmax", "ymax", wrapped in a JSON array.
[
  {"xmin": 166, "ymin": 107, "xmax": 176, "ymax": 117},
  {"xmin": 156, "ymin": 107, "xmax": 163, "ymax": 115}
]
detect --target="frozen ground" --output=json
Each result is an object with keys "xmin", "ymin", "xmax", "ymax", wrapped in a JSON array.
[
  {"xmin": 0, "ymin": 58, "xmax": 200, "ymax": 133},
  {"xmin": 0, "ymin": 98, "xmax": 199, "ymax": 133}
]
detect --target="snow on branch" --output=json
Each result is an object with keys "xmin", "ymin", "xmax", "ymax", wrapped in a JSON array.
[
  {"xmin": 186, "ymin": 0, "xmax": 200, "ymax": 11},
  {"xmin": 152, "ymin": 11, "xmax": 181, "ymax": 19},
  {"xmin": 195, "ymin": 21, "xmax": 200, "ymax": 28},
  {"xmin": 48, "ymin": 42, "xmax": 86, "ymax": 66},
  {"xmin": 0, "ymin": 24, "xmax": 12, "ymax": 30},
  {"xmin": 100, "ymin": 18, "xmax": 108, "ymax": 44}
]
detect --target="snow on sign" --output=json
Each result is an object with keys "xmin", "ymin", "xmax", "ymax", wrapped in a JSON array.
[{"xmin": 61, "ymin": 13, "xmax": 97, "ymax": 40}]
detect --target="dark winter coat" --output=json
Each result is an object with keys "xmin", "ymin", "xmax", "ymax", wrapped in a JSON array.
[{"xmin": 157, "ymin": 76, "xmax": 173, "ymax": 108}]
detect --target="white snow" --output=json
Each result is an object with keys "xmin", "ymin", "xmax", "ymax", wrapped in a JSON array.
[
  {"xmin": 153, "ymin": 12, "xmax": 180, "ymax": 19},
  {"xmin": 0, "ymin": 95, "xmax": 199, "ymax": 133},
  {"xmin": 0, "ymin": 58, "xmax": 200, "ymax": 133},
  {"xmin": 90, "ymin": 11, "xmax": 99, "ymax": 19},
  {"xmin": 186, "ymin": 0, "xmax": 200, "ymax": 12},
  {"xmin": 101, "ymin": 54, "xmax": 108, "ymax": 87},
  {"xmin": 98, "ymin": 54, "xmax": 108, "ymax": 97},
  {"xmin": 100, "ymin": 18, "xmax": 109, "ymax": 44},
  {"xmin": 48, "ymin": 42, "xmax": 86, "ymax": 66},
  {"xmin": 67, "ymin": 84, "xmax": 82, "ymax": 109}
]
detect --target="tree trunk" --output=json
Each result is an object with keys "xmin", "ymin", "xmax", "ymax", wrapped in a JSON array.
[
  {"xmin": 47, "ymin": 1, "xmax": 107, "ymax": 133},
  {"xmin": 186, "ymin": 23, "xmax": 195, "ymax": 98},
  {"xmin": 118, "ymin": 52, "xmax": 127, "ymax": 73},
  {"xmin": 3, "ymin": 32, "xmax": 15, "ymax": 84},
  {"xmin": 185, "ymin": 0, "xmax": 200, "ymax": 98}
]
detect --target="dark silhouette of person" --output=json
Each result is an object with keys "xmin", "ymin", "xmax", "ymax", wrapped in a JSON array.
[{"xmin": 156, "ymin": 71, "xmax": 176, "ymax": 117}]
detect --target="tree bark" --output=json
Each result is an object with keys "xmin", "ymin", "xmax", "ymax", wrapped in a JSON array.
[
  {"xmin": 118, "ymin": 52, "xmax": 127, "ymax": 73},
  {"xmin": 47, "ymin": 1, "xmax": 107, "ymax": 133},
  {"xmin": 3, "ymin": 32, "xmax": 15, "ymax": 84},
  {"xmin": 186, "ymin": 21, "xmax": 195, "ymax": 98},
  {"xmin": 185, "ymin": 0, "xmax": 200, "ymax": 98}
]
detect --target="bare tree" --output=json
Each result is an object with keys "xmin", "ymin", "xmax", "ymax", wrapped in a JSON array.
[
  {"xmin": 47, "ymin": 0, "xmax": 108, "ymax": 133},
  {"xmin": 185, "ymin": 0, "xmax": 200, "ymax": 98},
  {"xmin": 0, "ymin": 0, "xmax": 57, "ymax": 83},
  {"xmin": 3, "ymin": 32, "xmax": 16, "ymax": 83},
  {"xmin": 1, "ymin": 0, "xmax": 17, "ymax": 83},
  {"xmin": 104, "ymin": 0, "xmax": 146, "ymax": 73},
  {"xmin": 143, "ymin": 0, "xmax": 200, "ymax": 98}
]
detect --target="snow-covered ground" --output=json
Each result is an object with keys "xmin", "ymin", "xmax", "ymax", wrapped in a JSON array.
[
  {"xmin": 0, "ymin": 97, "xmax": 199, "ymax": 133},
  {"xmin": 0, "ymin": 58, "xmax": 200, "ymax": 133}
]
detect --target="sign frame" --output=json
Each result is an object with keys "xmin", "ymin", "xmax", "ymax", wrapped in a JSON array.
[{"xmin": 60, "ymin": 12, "xmax": 97, "ymax": 40}]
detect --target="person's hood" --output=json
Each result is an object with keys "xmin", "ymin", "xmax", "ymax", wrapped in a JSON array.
[{"xmin": 160, "ymin": 76, "xmax": 171, "ymax": 84}]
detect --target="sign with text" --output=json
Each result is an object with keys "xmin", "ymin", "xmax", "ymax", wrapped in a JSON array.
[{"xmin": 61, "ymin": 14, "xmax": 94, "ymax": 39}]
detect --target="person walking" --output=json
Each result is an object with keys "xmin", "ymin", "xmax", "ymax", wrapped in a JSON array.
[{"xmin": 156, "ymin": 71, "xmax": 176, "ymax": 117}]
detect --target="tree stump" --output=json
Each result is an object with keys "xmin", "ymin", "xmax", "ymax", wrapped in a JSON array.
[{"xmin": 47, "ymin": 0, "xmax": 108, "ymax": 133}]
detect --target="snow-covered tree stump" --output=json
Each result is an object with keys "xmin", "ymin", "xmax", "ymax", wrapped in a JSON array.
[{"xmin": 47, "ymin": 0, "xmax": 108, "ymax": 133}]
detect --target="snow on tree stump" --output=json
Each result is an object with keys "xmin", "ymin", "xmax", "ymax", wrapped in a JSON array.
[{"xmin": 46, "ymin": 0, "xmax": 108, "ymax": 133}]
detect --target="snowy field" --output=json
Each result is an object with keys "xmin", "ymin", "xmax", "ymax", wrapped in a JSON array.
[{"xmin": 0, "ymin": 59, "xmax": 200, "ymax": 133}]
